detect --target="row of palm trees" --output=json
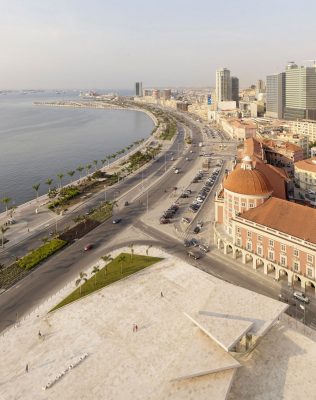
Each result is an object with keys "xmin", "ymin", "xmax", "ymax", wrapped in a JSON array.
[{"xmin": 75, "ymin": 245, "xmax": 153, "ymax": 296}]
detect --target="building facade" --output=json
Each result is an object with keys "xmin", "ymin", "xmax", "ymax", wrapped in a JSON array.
[
  {"xmin": 284, "ymin": 63, "xmax": 316, "ymax": 121},
  {"xmin": 231, "ymin": 76, "xmax": 239, "ymax": 106},
  {"xmin": 266, "ymin": 73, "xmax": 286, "ymax": 119},
  {"xmin": 135, "ymin": 82, "xmax": 143, "ymax": 97},
  {"xmin": 214, "ymin": 156, "xmax": 316, "ymax": 293},
  {"xmin": 216, "ymin": 68, "xmax": 232, "ymax": 102},
  {"xmin": 294, "ymin": 157, "xmax": 316, "ymax": 191},
  {"xmin": 289, "ymin": 119, "xmax": 316, "ymax": 143}
]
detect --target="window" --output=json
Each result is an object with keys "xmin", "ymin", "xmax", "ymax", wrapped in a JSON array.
[
  {"xmin": 236, "ymin": 227, "xmax": 240, "ymax": 234},
  {"xmin": 307, "ymin": 254, "xmax": 314, "ymax": 263},
  {"xmin": 247, "ymin": 231, "xmax": 252, "ymax": 238},
  {"xmin": 241, "ymin": 202, "xmax": 246, "ymax": 207},
  {"xmin": 236, "ymin": 238, "xmax": 241, "ymax": 246},
  {"xmin": 269, "ymin": 239, "xmax": 274, "ymax": 247},
  {"xmin": 234, "ymin": 200, "xmax": 238, "ymax": 206},
  {"xmin": 247, "ymin": 241, "xmax": 252, "ymax": 251},
  {"xmin": 293, "ymin": 249, "xmax": 299, "ymax": 257},
  {"xmin": 258, "ymin": 235, "xmax": 262, "ymax": 242},
  {"xmin": 280, "ymin": 256, "xmax": 286, "ymax": 266},
  {"xmin": 307, "ymin": 268, "xmax": 313, "ymax": 278},
  {"xmin": 281, "ymin": 244, "xmax": 286, "ymax": 252},
  {"xmin": 257, "ymin": 246, "xmax": 262, "ymax": 255},
  {"xmin": 293, "ymin": 261, "xmax": 299, "ymax": 272},
  {"xmin": 268, "ymin": 251, "xmax": 274, "ymax": 261},
  {"xmin": 249, "ymin": 203, "xmax": 254, "ymax": 208}
]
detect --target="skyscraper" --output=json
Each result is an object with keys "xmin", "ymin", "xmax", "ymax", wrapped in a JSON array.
[
  {"xmin": 284, "ymin": 62, "xmax": 316, "ymax": 120},
  {"xmin": 216, "ymin": 68, "xmax": 231, "ymax": 102},
  {"xmin": 266, "ymin": 73, "xmax": 286, "ymax": 119},
  {"xmin": 135, "ymin": 82, "xmax": 143, "ymax": 97},
  {"xmin": 231, "ymin": 76, "xmax": 239, "ymax": 105}
]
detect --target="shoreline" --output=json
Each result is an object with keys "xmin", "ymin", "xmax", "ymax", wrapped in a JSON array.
[{"xmin": 0, "ymin": 101, "xmax": 159, "ymax": 218}]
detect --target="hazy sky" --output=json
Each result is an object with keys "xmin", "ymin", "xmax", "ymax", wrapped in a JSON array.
[{"xmin": 1, "ymin": 0, "xmax": 316, "ymax": 89}]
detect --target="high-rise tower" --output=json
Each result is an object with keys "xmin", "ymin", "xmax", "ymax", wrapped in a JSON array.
[
  {"xmin": 216, "ymin": 68, "xmax": 232, "ymax": 102},
  {"xmin": 135, "ymin": 82, "xmax": 143, "ymax": 97}
]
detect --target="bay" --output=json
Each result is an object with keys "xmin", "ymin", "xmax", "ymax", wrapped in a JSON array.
[{"xmin": 0, "ymin": 91, "xmax": 154, "ymax": 206}]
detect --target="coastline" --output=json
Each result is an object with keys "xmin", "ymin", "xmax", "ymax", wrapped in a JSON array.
[{"xmin": 0, "ymin": 101, "xmax": 158, "ymax": 218}]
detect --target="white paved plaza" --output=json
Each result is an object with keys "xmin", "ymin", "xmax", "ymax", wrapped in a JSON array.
[{"xmin": 1, "ymin": 246, "xmax": 315, "ymax": 399}]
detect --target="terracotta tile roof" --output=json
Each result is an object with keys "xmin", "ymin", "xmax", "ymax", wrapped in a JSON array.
[
  {"xmin": 262, "ymin": 139, "xmax": 302, "ymax": 153},
  {"xmin": 239, "ymin": 197, "xmax": 316, "ymax": 244},
  {"xmin": 295, "ymin": 157, "xmax": 316, "ymax": 173},
  {"xmin": 224, "ymin": 164, "xmax": 273, "ymax": 196},
  {"xmin": 254, "ymin": 160, "xmax": 289, "ymax": 199}
]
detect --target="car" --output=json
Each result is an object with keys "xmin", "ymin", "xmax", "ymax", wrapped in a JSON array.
[
  {"xmin": 196, "ymin": 198, "xmax": 204, "ymax": 203},
  {"xmin": 293, "ymin": 291, "xmax": 310, "ymax": 303},
  {"xmin": 199, "ymin": 244, "xmax": 209, "ymax": 253},
  {"xmin": 183, "ymin": 239, "xmax": 191, "ymax": 247},
  {"xmin": 193, "ymin": 226, "xmax": 201, "ymax": 234},
  {"xmin": 191, "ymin": 238, "xmax": 199, "ymax": 247},
  {"xmin": 182, "ymin": 217, "xmax": 190, "ymax": 223},
  {"xmin": 197, "ymin": 221, "xmax": 204, "ymax": 228},
  {"xmin": 160, "ymin": 218, "xmax": 171, "ymax": 224},
  {"xmin": 124, "ymin": 201, "xmax": 129, "ymax": 206},
  {"xmin": 185, "ymin": 157, "xmax": 190, "ymax": 161},
  {"xmin": 112, "ymin": 218, "xmax": 121, "ymax": 224},
  {"xmin": 187, "ymin": 250, "xmax": 201, "ymax": 260},
  {"xmin": 84, "ymin": 244, "xmax": 93, "ymax": 251},
  {"xmin": 8, "ymin": 219, "xmax": 16, "ymax": 225},
  {"xmin": 180, "ymin": 193, "xmax": 189, "ymax": 198}
]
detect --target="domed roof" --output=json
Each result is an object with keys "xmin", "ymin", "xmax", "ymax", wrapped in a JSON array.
[{"xmin": 224, "ymin": 165, "xmax": 273, "ymax": 196}]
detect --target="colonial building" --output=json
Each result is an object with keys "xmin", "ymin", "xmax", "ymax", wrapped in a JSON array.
[{"xmin": 214, "ymin": 156, "xmax": 316, "ymax": 294}]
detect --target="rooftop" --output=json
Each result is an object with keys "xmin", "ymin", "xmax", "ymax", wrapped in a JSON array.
[
  {"xmin": 239, "ymin": 197, "xmax": 316, "ymax": 244},
  {"xmin": 295, "ymin": 157, "xmax": 316, "ymax": 173},
  {"xmin": 0, "ymin": 246, "xmax": 291, "ymax": 400}
]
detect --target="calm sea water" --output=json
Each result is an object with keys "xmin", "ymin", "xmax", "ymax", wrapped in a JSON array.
[{"xmin": 0, "ymin": 91, "xmax": 154, "ymax": 206}]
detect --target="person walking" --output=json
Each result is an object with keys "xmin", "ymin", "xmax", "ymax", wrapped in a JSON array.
[
  {"xmin": 161, "ymin": 291, "xmax": 164, "ymax": 298},
  {"xmin": 25, "ymin": 364, "xmax": 29, "ymax": 373}
]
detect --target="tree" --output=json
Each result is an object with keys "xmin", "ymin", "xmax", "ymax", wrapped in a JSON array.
[
  {"xmin": 128, "ymin": 243, "xmax": 134, "ymax": 261},
  {"xmin": 67, "ymin": 170, "xmax": 75, "ymax": 183},
  {"xmin": 93, "ymin": 160, "xmax": 98, "ymax": 171},
  {"xmin": 45, "ymin": 178, "xmax": 53, "ymax": 192},
  {"xmin": 32, "ymin": 184, "xmax": 40, "ymax": 202},
  {"xmin": 106, "ymin": 155, "xmax": 112, "ymax": 166},
  {"xmin": 101, "ymin": 159, "xmax": 107, "ymax": 168},
  {"xmin": 0, "ymin": 197, "xmax": 12, "ymax": 214},
  {"xmin": 76, "ymin": 272, "xmax": 88, "ymax": 296},
  {"xmin": 57, "ymin": 173, "xmax": 64, "ymax": 189},
  {"xmin": 77, "ymin": 166, "xmax": 84, "ymax": 180},
  {"xmin": 85, "ymin": 164, "xmax": 92, "ymax": 176},
  {"xmin": 118, "ymin": 254, "xmax": 126, "ymax": 275},
  {"xmin": 101, "ymin": 254, "xmax": 113, "ymax": 277},
  {"xmin": 146, "ymin": 245, "xmax": 152, "ymax": 256},
  {"xmin": 91, "ymin": 266, "xmax": 100, "ymax": 286},
  {"xmin": 0, "ymin": 225, "xmax": 9, "ymax": 248}
]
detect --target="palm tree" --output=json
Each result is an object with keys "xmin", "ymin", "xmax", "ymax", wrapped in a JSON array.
[
  {"xmin": 67, "ymin": 170, "xmax": 75, "ymax": 183},
  {"xmin": 0, "ymin": 197, "xmax": 12, "ymax": 214},
  {"xmin": 91, "ymin": 266, "xmax": 100, "ymax": 286},
  {"xmin": 93, "ymin": 160, "xmax": 98, "ymax": 171},
  {"xmin": 75, "ymin": 272, "xmax": 88, "ymax": 296},
  {"xmin": 146, "ymin": 245, "xmax": 152, "ymax": 256},
  {"xmin": 85, "ymin": 164, "xmax": 92, "ymax": 176},
  {"xmin": 111, "ymin": 200, "xmax": 118, "ymax": 217},
  {"xmin": 45, "ymin": 178, "xmax": 53, "ymax": 192},
  {"xmin": 57, "ymin": 173, "xmax": 64, "ymax": 189},
  {"xmin": 118, "ymin": 254, "xmax": 126, "ymax": 275},
  {"xmin": 128, "ymin": 243, "xmax": 134, "ymax": 261},
  {"xmin": 77, "ymin": 166, "xmax": 84, "ymax": 180},
  {"xmin": 32, "ymin": 184, "xmax": 40, "ymax": 202},
  {"xmin": 9, "ymin": 206, "xmax": 17, "ymax": 219},
  {"xmin": 101, "ymin": 159, "xmax": 107, "ymax": 168},
  {"xmin": 0, "ymin": 225, "xmax": 9, "ymax": 248},
  {"xmin": 101, "ymin": 254, "xmax": 113, "ymax": 277}
]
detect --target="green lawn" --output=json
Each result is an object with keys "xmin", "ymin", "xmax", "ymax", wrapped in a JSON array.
[{"xmin": 50, "ymin": 253, "xmax": 162, "ymax": 311}]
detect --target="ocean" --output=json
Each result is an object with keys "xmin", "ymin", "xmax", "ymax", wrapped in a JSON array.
[{"xmin": 0, "ymin": 90, "xmax": 154, "ymax": 206}]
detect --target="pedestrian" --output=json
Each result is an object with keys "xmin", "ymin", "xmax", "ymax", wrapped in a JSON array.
[
  {"xmin": 135, "ymin": 324, "xmax": 138, "ymax": 332},
  {"xmin": 161, "ymin": 291, "xmax": 164, "ymax": 298},
  {"xmin": 25, "ymin": 364, "xmax": 29, "ymax": 373},
  {"xmin": 38, "ymin": 330, "xmax": 42, "ymax": 338}
]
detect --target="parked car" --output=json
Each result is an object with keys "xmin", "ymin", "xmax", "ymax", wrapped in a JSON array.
[
  {"xmin": 112, "ymin": 218, "xmax": 121, "ymax": 224},
  {"xmin": 293, "ymin": 291, "xmax": 310, "ymax": 303},
  {"xmin": 187, "ymin": 250, "xmax": 201, "ymax": 260},
  {"xmin": 183, "ymin": 239, "xmax": 191, "ymax": 247},
  {"xmin": 193, "ymin": 226, "xmax": 201, "ymax": 234},
  {"xmin": 197, "ymin": 221, "xmax": 204, "ymax": 228},
  {"xmin": 160, "ymin": 218, "xmax": 171, "ymax": 224},
  {"xmin": 182, "ymin": 217, "xmax": 190, "ymax": 223},
  {"xmin": 84, "ymin": 244, "xmax": 93, "ymax": 251},
  {"xmin": 191, "ymin": 238, "xmax": 199, "ymax": 247},
  {"xmin": 199, "ymin": 244, "xmax": 209, "ymax": 253}
]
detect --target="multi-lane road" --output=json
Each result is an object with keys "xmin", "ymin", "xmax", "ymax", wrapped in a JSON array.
[{"xmin": 0, "ymin": 108, "xmax": 315, "ymax": 332}]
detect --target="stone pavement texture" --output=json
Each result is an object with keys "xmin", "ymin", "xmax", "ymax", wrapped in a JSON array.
[{"xmin": 1, "ymin": 246, "xmax": 315, "ymax": 400}]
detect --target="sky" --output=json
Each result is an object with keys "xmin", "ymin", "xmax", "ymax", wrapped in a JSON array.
[{"xmin": 1, "ymin": 0, "xmax": 316, "ymax": 90}]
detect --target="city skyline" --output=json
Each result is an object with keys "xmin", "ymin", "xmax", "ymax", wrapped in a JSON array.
[{"xmin": 1, "ymin": 0, "xmax": 316, "ymax": 90}]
